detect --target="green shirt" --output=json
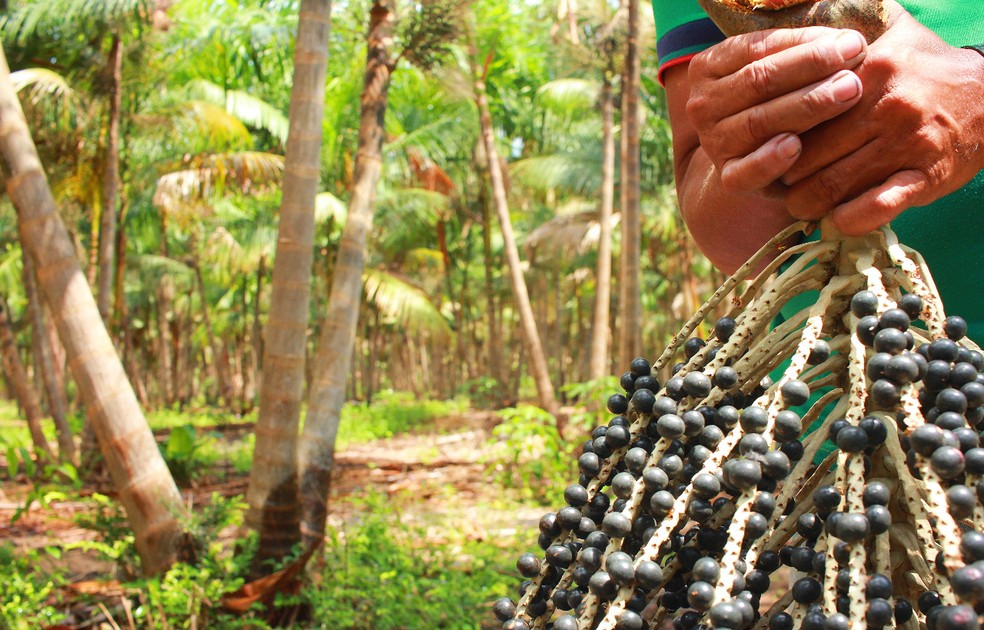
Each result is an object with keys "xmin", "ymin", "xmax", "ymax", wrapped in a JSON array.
[{"xmin": 653, "ymin": 0, "xmax": 984, "ymax": 343}]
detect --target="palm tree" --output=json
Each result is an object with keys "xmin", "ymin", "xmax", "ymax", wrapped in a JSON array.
[
  {"xmin": 298, "ymin": 0, "xmax": 460, "ymax": 549},
  {"xmin": 0, "ymin": 42, "xmax": 185, "ymax": 576},
  {"xmin": 297, "ymin": 0, "xmax": 397, "ymax": 551},
  {"xmin": 618, "ymin": 0, "xmax": 643, "ymax": 367},
  {"xmin": 589, "ymin": 43, "xmax": 617, "ymax": 381},
  {"xmin": 468, "ymin": 20, "xmax": 558, "ymax": 415},
  {"xmin": 245, "ymin": 0, "xmax": 332, "ymax": 566}
]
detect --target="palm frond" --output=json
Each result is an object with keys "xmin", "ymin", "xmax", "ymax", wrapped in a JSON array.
[
  {"xmin": 364, "ymin": 268, "xmax": 451, "ymax": 338},
  {"xmin": 135, "ymin": 253, "xmax": 195, "ymax": 282},
  {"xmin": 315, "ymin": 192, "xmax": 347, "ymax": 227},
  {"xmin": 2, "ymin": 0, "xmax": 152, "ymax": 41},
  {"xmin": 153, "ymin": 151, "xmax": 285, "ymax": 216},
  {"xmin": 179, "ymin": 101, "xmax": 254, "ymax": 151},
  {"xmin": 183, "ymin": 79, "xmax": 289, "ymax": 145},
  {"xmin": 509, "ymin": 151, "xmax": 602, "ymax": 196},
  {"xmin": 385, "ymin": 102, "xmax": 476, "ymax": 165},
  {"xmin": 11, "ymin": 68, "xmax": 81, "ymax": 109},
  {"xmin": 525, "ymin": 205, "xmax": 595, "ymax": 256},
  {"xmin": 536, "ymin": 78, "xmax": 599, "ymax": 113}
]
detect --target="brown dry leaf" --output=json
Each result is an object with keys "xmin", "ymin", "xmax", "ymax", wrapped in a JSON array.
[
  {"xmin": 221, "ymin": 543, "xmax": 319, "ymax": 613},
  {"xmin": 63, "ymin": 580, "xmax": 125, "ymax": 596}
]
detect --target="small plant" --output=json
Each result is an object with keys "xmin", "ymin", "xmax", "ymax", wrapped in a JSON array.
[
  {"xmin": 0, "ymin": 545, "xmax": 63, "ymax": 629},
  {"xmin": 161, "ymin": 424, "xmax": 222, "ymax": 485},
  {"xmin": 486, "ymin": 404, "xmax": 573, "ymax": 504},
  {"xmin": 71, "ymin": 492, "xmax": 141, "ymax": 579},
  {"xmin": 308, "ymin": 493, "xmax": 517, "ymax": 629},
  {"xmin": 6, "ymin": 455, "xmax": 82, "ymax": 524},
  {"xmin": 561, "ymin": 376, "xmax": 622, "ymax": 436}
]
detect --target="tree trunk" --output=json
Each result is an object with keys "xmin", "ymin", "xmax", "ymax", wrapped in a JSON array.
[
  {"xmin": 0, "ymin": 43, "xmax": 184, "ymax": 576},
  {"xmin": 469, "ymin": 31, "xmax": 557, "ymax": 415},
  {"xmin": 0, "ymin": 295, "xmax": 54, "ymax": 461},
  {"xmin": 618, "ymin": 0, "xmax": 643, "ymax": 367},
  {"xmin": 479, "ymin": 179, "xmax": 502, "ymax": 402},
  {"xmin": 298, "ymin": 0, "xmax": 394, "ymax": 549},
  {"xmin": 22, "ymin": 253, "xmax": 74, "ymax": 462},
  {"xmin": 97, "ymin": 34, "xmax": 123, "ymax": 325},
  {"xmin": 245, "ymin": 0, "xmax": 332, "ymax": 564},
  {"xmin": 192, "ymin": 261, "xmax": 233, "ymax": 404},
  {"xmin": 588, "ymin": 60, "xmax": 616, "ymax": 381}
]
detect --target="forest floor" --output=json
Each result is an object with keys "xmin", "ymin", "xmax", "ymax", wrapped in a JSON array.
[{"xmin": 0, "ymin": 407, "xmax": 547, "ymax": 627}]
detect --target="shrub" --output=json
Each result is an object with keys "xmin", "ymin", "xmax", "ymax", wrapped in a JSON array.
[{"xmin": 308, "ymin": 494, "xmax": 515, "ymax": 629}]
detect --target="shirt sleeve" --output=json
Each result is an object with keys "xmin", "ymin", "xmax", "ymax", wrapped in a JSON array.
[{"xmin": 652, "ymin": 0, "xmax": 725, "ymax": 84}]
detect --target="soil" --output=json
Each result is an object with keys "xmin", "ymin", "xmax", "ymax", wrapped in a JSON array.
[{"xmin": 0, "ymin": 410, "xmax": 545, "ymax": 616}]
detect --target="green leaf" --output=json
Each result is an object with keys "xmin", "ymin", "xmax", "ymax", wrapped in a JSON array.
[
  {"xmin": 6, "ymin": 445, "xmax": 18, "ymax": 477},
  {"xmin": 165, "ymin": 424, "xmax": 197, "ymax": 460},
  {"xmin": 19, "ymin": 447, "xmax": 35, "ymax": 477}
]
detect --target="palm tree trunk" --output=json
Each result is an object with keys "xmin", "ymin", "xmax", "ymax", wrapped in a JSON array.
[
  {"xmin": 192, "ymin": 261, "xmax": 233, "ymax": 404},
  {"xmin": 480, "ymin": 183, "xmax": 502, "ymax": 402},
  {"xmin": 618, "ymin": 0, "xmax": 643, "ymax": 367},
  {"xmin": 97, "ymin": 34, "xmax": 123, "ymax": 324},
  {"xmin": 0, "ymin": 295, "xmax": 54, "ymax": 461},
  {"xmin": 0, "ymin": 43, "xmax": 184, "ymax": 575},
  {"xmin": 22, "ymin": 253, "xmax": 74, "ymax": 462},
  {"xmin": 469, "ymin": 31, "xmax": 558, "ymax": 416},
  {"xmin": 588, "ymin": 61, "xmax": 616, "ymax": 381},
  {"xmin": 245, "ymin": 0, "xmax": 332, "ymax": 565},
  {"xmin": 298, "ymin": 0, "xmax": 394, "ymax": 549}
]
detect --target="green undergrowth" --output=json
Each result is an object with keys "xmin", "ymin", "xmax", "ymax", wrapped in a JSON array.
[
  {"xmin": 335, "ymin": 390, "xmax": 469, "ymax": 448},
  {"xmin": 0, "ymin": 490, "xmax": 516, "ymax": 630},
  {"xmin": 311, "ymin": 492, "xmax": 516, "ymax": 628}
]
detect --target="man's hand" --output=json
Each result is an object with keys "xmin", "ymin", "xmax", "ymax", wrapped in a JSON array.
[
  {"xmin": 781, "ymin": 1, "xmax": 984, "ymax": 235},
  {"xmin": 686, "ymin": 26, "xmax": 868, "ymax": 194}
]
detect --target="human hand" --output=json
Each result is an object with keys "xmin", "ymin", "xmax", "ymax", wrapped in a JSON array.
[
  {"xmin": 781, "ymin": 0, "xmax": 984, "ymax": 235},
  {"xmin": 686, "ymin": 26, "xmax": 869, "ymax": 194}
]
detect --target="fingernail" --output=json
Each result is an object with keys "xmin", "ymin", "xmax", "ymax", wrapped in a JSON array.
[
  {"xmin": 777, "ymin": 134, "xmax": 801, "ymax": 160},
  {"xmin": 830, "ymin": 71, "xmax": 861, "ymax": 102},
  {"xmin": 836, "ymin": 31, "xmax": 865, "ymax": 60}
]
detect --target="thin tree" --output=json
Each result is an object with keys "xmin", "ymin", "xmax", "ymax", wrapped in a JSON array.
[
  {"xmin": 0, "ymin": 42, "xmax": 185, "ymax": 576},
  {"xmin": 0, "ymin": 294, "xmax": 55, "ymax": 461},
  {"xmin": 96, "ymin": 32, "xmax": 123, "ymax": 323},
  {"xmin": 245, "ymin": 0, "xmax": 332, "ymax": 566},
  {"xmin": 22, "ymin": 253, "xmax": 74, "ymax": 462},
  {"xmin": 298, "ymin": 0, "xmax": 459, "ymax": 548},
  {"xmin": 468, "ymin": 23, "xmax": 558, "ymax": 415},
  {"xmin": 588, "ymin": 42, "xmax": 617, "ymax": 381},
  {"xmin": 618, "ymin": 0, "xmax": 643, "ymax": 367}
]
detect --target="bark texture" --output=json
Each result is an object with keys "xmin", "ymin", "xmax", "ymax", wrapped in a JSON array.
[
  {"xmin": 97, "ymin": 34, "xmax": 123, "ymax": 324},
  {"xmin": 618, "ymin": 0, "xmax": 643, "ymax": 368},
  {"xmin": 588, "ymin": 60, "xmax": 616, "ymax": 381},
  {"xmin": 245, "ymin": 0, "xmax": 332, "ymax": 564},
  {"xmin": 0, "ymin": 43, "xmax": 184, "ymax": 576},
  {"xmin": 298, "ymin": 0, "xmax": 393, "ymax": 549}
]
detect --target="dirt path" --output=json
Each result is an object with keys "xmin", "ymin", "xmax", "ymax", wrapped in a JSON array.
[{"xmin": 0, "ymin": 410, "xmax": 545, "ymax": 568}]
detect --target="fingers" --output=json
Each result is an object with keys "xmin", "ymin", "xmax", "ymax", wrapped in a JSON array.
[
  {"xmin": 715, "ymin": 70, "xmax": 863, "ymax": 160},
  {"xmin": 830, "ymin": 170, "xmax": 931, "ymax": 235},
  {"xmin": 720, "ymin": 133, "xmax": 801, "ymax": 193},
  {"xmin": 785, "ymin": 139, "xmax": 885, "ymax": 219},
  {"xmin": 692, "ymin": 27, "xmax": 861, "ymax": 79},
  {"xmin": 687, "ymin": 29, "xmax": 868, "ymax": 173}
]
